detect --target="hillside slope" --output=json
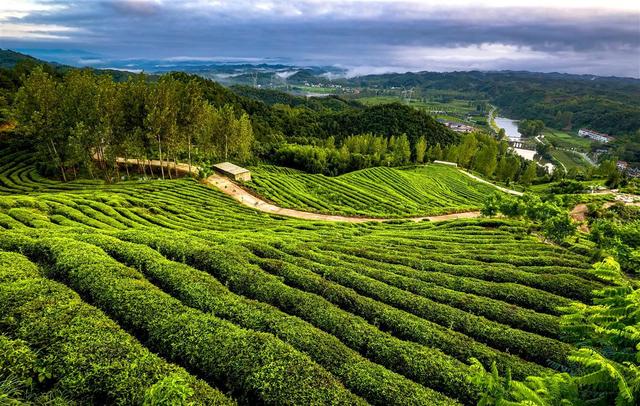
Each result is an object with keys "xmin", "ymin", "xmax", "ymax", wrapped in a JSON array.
[
  {"xmin": 0, "ymin": 144, "xmax": 599, "ymax": 404},
  {"xmin": 248, "ymin": 164, "xmax": 499, "ymax": 217}
]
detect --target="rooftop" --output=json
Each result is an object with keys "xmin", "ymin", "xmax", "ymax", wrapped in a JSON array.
[{"xmin": 213, "ymin": 162, "xmax": 250, "ymax": 175}]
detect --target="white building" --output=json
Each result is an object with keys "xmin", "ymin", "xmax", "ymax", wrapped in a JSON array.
[
  {"xmin": 578, "ymin": 128, "xmax": 614, "ymax": 143},
  {"xmin": 438, "ymin": 119, "xmax": 475, "ymax": 133}
]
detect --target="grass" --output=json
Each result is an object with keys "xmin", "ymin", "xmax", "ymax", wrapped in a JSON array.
[
  {"xmin": 543, "ymin": 129, "xmax": 594, "ymax": 151},
  {"xmin": 247, "ymin": 164, "xmax": 500, "ymax": 218},
  {"xmin": 358, "ymin": 96, "xmax": 482, "ymax": 116},
  {"xmin": 550, "ymin": 149, "xmax": 592, "ymax": 171},
  {"xmin": 356, "ymin": 95, "xmax": 402, "ymax": 106},
  {"xmin": 0, "ymin": 145, "xmax": 596, "ymax": 405}
]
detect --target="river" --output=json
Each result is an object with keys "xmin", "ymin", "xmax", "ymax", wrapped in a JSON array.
[
  {"xmin": 494, "ymin": 116, "xmax": 551, "ymax": 171},
  {"xmin": 494, "ymin": 116, "xmax": 521, "ymax": 140}
]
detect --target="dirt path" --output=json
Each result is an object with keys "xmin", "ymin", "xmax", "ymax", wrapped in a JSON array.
[
  {"xmin": 458, "ymin": 170, "xmax": 523, "ymax": 196},
  {"xmin": 116, "ymin": 157, "xmax": 640, "ymax": 224},
  {"xmin": 116, "ymin": 157, "xmax": 486, "ymax": 223},
  {"xmin": 208, "ymin": 172, "xmax": 483, "ymax": 222}
]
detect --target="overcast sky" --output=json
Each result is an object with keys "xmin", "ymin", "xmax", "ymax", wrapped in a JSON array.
[{"xmin": 1, "ymin": 0, "xmax": 639, "ymax": 77}]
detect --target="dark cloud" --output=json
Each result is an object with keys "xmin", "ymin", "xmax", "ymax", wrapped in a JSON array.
[
  {"xmin": 2, "ymin": 1, "xmax": 639, "ymax": 77},
  {"xmin": 104, "ymin": 0, "xmax": 162, "ymax": 16}
]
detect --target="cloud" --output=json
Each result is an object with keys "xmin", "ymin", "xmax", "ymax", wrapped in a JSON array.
[
  {"xmin": 1, "ymin": 0, "xmax": 638, "ymax": 77},
  {"xmin": 0, "ymin": 22, "xmax": 81, "ymax": 40},
  {"xmin": 105, "ymin": 0, "xmax": 162, "ymax": 16}
]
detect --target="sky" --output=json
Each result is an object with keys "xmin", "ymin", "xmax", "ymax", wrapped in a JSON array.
[{"xmin": 1, "ymin": 0, "xmax": 639, "ymax": 78}]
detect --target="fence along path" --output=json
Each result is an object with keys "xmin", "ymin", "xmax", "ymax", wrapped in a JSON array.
[{"xmin": 114, "ymin": 157, "xmax": 521, "ymax": 223}]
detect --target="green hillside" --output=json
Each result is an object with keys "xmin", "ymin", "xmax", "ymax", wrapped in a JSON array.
[
  {"xmin": 0, "ymin": 145, "xmax": 599, "ymax": 405},
  {"xmin": 248, "ymin": 164, "xmax": 499, "ymax": 217}
]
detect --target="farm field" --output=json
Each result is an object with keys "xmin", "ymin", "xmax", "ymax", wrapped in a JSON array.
[
  {"xmin": 543, "ymin": 129, "xmax": 594, "ymax": 150},
  {"xmin": 0, "ymin": 145, "xmax": 599, "ymax": 405},
  {"xmin": 550, "ymin": 149, "xmax": 592, "ymax": 171},
  {"xmin": 247, "ymin": 164, "xmax": 499, "ymax": 218}
]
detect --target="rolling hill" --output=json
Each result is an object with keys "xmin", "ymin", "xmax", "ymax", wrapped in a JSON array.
[
  {"xmin": 0, "ymin": 144, "xmax": 598, "ymax": 405},
  {"xmin": 248, "ymin": 164, "xmax": 500, "ymax": 217}
]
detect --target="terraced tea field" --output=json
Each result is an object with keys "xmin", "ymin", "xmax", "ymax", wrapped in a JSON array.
[
  {"xmin": 248, "ymin": 164, "xmax": 498, "ymax": 217},
  {"xmin": 0, "ymin": 146, "xmax": 598, "ymax": 405}
]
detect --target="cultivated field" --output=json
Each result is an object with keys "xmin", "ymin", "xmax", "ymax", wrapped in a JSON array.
[
  {"xmin": 550, "ymin": 149, "xmax": 592, "ymax": 171},
  {"xmin": 248, "ymin": 164, "xmax": 499, "ymax": 217},
  {"xmin": 543, "ymin": 129, "xmax": 593, "ymax": 150},
  {"xmin": 0, "ymin": 146, "xmax": 598, "ymax": 405}
]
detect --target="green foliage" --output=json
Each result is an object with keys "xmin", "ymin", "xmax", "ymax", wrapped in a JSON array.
[
  {"xmin": 250, "ymin": 164, "xmax": 497, "ymax": 217},
  {"xmin": 542, "ymin": 214, "xmax": 576, "ymax": 244},
  {"xmin": 78, "ymin": 232, "xmax": 455, "ymax": 405},
  {"xmin": 521, "ymin": 162, "xmax": 537, "ymax": 187},
  {"xmin": 442, "ymin": 132, "xmax": 527, "ymax": 183},
  {"xmin": 483, "ymin": 193, "xmax": 575, "ymax": 243},
  {"xmin": 518, "ymin": 120, "xmax": 545, "ymax": 138},
  {"xmin": 588, "ymin": 207, "xmax": 640, "ymax": 273},
  {"xmin": 352, "ymin": 70, "xmax": 640, "ymax": 138},
  {"xmin": 473, "ymin": 257, "xmax": 640, "ymax": 406},
  {"xmin": 144, "ymin": 374, "xmax": 195, "ymax": 406},
  {"xmin": 0, "ymin": 144, "xmax": 616, "ymax": 404},
  {"xmin": 468, "ymin": 358, "xmax": 578, "ymax": 405},
  {"xmin": 0, "ymin": 248, "xmax": 233, "ymax": 405}
]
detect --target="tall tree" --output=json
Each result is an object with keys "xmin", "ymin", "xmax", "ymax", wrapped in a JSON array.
[
  {"xmin": 233, "ymin": 112, "xmax": 254, "ymax": 162},
  {"xmin": 176, "ymin": 79, "xmax": 204, "ymax": 175},
  {"xmin": 145, "ymin": 76, "xmax": 180, "ymax": 179},
  {"xmin": 473, "ymin": 144, "xmax": 498, "ymax": 177},
  {"xmin": 521, "ymin": 161, "xmax": 537, "ymax": 186},
  {"xmin": 414, "ymin": 136, "xmax": 427, "ymax": 164},
  {"xmin": 14, "ymin": 67, "xmax": 67, "ymax": 180}
]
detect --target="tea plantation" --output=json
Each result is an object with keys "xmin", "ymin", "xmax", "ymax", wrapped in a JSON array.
[
  {"xmin": 248, "ymin": 164, "xmax": 497, "ymax": 217},
  {"xmin": 0, "ymin": 147, "xmax": 599, "ymax": 405}
]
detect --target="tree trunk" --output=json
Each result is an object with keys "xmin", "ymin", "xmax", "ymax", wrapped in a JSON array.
[
  {"xmin": 166, "ymin": 148, "xmax": 173, "ymax": 180},
  {"xmin": 49, "ymin": 139, "xmax": 66, "ymax": 182},
  {"xmin": 174, "ymin": 157, "xmax": 178, "ymax": 178},
  {"xmin": 148, "ymin": 158, "xmax": 154, "ymax": 177},
  {"xmin": 188, "ymin": 135, "xmax": 192, "ymax": 176},
  {"xmin": 114, "ymin": 160, "xmax": 120, "ymax": 182},
  {"xmin": 158, "ymin": 135, "xmax": 165, "ymax": 180},
  {"xmin": 87, "ymin": 161, "xmax": 95, "ymax": 180},
  {"xmin": 124, "ymin": 155, "xmax": 130, "ymax": 178}
]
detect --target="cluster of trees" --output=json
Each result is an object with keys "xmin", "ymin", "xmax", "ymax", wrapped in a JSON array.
[
  {"xmin": 273, "ymin": 133, "xmax": 422, "ymax": 175},
  {"xmin": 587, "ymin": 203, "xmax": 640, "ymax": 274},
  {"xmin": 13, "ymin": 68, "xmax": 253, "ymax": 181},
  {"xmin": 481, "ymin": 193, "xmax": 575, "ymax": 243},
  {"xmin": 517, "ymin": 119, "xmax": 545, "ymax": 138},
  {"xmin": 438, "ymin": 132, "xmax": 537, "ymax": 186},
  {"xmin": 471, "ymin": 256, "xmax": 640, "ymax": 406},
  {"xmin": 271, "ymin": 129, "xmax": 541, "ymax": 188}
]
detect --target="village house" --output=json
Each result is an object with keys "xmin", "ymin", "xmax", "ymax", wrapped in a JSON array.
[
  {"xmin": 437, "ymin": 119, "xmax": 475, "ymax": 133},
  {"xmin": 578, "ymin": 128, "xmax": 614, "ymax": 143}
]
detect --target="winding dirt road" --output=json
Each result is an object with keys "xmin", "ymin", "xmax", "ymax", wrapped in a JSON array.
[{"xmin": 116, "ymin": 157, "xmax": 498, "ymax": 222}]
